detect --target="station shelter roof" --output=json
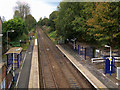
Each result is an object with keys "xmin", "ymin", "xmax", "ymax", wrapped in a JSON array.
[{"xmin": 5, "ymin": 47, "xmax": 23, "ymax": 55}]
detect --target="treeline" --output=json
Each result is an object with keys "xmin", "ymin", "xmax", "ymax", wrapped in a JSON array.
[
  {"xmin": 2, "ymin": 1, "xmax": 36, "ymax": 52},
  {"xmin": 38, "ymin": 2, "xmax": 120, "ymax": 48}
]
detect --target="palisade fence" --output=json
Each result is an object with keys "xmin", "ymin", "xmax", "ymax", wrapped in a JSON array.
[
  {"xmin": 69, "ymin": 41, "xmax": 120, "ymax": 60},
  {"xmin": 69, "ymin": 42, "xmax": 95, "ymax": 60},
  {"xmin": 77, "ymin": 45, "xmax": 95, "ymax": 60}
]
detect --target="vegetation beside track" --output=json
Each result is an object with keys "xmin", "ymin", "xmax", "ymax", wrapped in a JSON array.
[{"xmin": 43, "ymin": 26, "xmax": 57, "ymax": 44}]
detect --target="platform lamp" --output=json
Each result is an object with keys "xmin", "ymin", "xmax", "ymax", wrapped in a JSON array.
[
  {"xmin": 7, "ymin": 30, "xmax": 14, "ymax": 50},
  {"xmin": 71, "ymin": 38, "xmax": 77, "ymax": 50},
  {"xmin": 105, "ymin": 45, "xmax": 112, "ymax": 73},
  {"xmin": 20, "ymin": 40, "xmax": 21, "ymax": 47}
]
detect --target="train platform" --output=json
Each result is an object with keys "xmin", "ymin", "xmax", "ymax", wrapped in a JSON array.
[
  {"xmin": 28, "ymin": 39, "xmax": 39, "ymax": 88},
  {"xmin": 56, "ymin": 45, "xmax": 108, "ymax": 89}
]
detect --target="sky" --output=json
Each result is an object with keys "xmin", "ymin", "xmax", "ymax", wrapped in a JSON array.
[{"xmin": 0, "ymin": 0, "xmax": 61, "ymax": 21}]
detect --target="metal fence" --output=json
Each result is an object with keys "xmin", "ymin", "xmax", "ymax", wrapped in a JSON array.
[{"xmin": 77, "ymin": 45, "xmax": 95, "ymax": 60}]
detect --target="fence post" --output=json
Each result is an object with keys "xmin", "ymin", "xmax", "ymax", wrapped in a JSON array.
[
  {"xmin": 85, "ymin": 48, "xmax": 86, "ymax": 60},
  {"xmin": 82, "ymin": 47, "xmax": 83, "ymax": 58}
]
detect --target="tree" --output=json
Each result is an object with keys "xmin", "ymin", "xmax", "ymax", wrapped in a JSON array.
[
  {"xmin": 42, "ymin": 18, "xmax": 50, "ymax": 26},
  {"xmin": 37, "ymin": 17, "xmax": 43, "ymax": 26},
  {"xmin": 2, "ymin": 17, "xmax": 26, "ymax": 42},
  {"xmin": 25, "ymin": 14, "xmax": 36, "ymax": 31},
  {"xmin": 86, "ymin": 2, "xmax": 119, "ymax": 46},
  {"xmin": 49, "ymin": 2, "xmax": 119, "ymax": 48},
  {"xmin": 55, "ymin": 2, "xmax": 94, "ymax": 40},
  {"xmin": 14, "ymin": 1, "xmax": 30, "ymax": 20},
  {"xmin": 56, "ymin": 2, "xmax": 77, "ymax": 40},
  {"xmin": 49, "ymin": 11, "xmax": 58, "ymax": 32}
]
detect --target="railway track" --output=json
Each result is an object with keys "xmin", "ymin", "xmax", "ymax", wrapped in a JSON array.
[
  {"xmin": 37, "ymin": 27, "xmax": 96, "ymax": 89},
  {"xmin": 37, "ymin": 30, "xmax": 58, "ymax": 88}
]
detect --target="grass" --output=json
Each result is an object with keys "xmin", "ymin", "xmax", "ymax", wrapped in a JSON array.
[
  {"xmin": 22, "ymin": 42, "xmax": 29, "ymax": 51},
  {"xmin": 47, "ymin": 31, "xmax": 57, "ymax": 44},
  {"xmin": 35, "ymin": 31, "xmax": 37, "ymax": 39}
]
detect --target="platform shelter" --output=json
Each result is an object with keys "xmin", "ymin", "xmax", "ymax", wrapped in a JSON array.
[{"xmin": 5, "ymin": 47, "xmax": 23, "ymax": 68}]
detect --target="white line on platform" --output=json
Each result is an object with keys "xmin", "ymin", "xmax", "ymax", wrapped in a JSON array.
[
  {"xmin": 16, "ymin": 52, "xmax": 27, "ymax": 87},
  {"xmin": 35, "ymin": 39, "xmax": 37, "ymax": 45}
]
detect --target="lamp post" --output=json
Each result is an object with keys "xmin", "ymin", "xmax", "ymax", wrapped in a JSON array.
[
  {"xmin": 19, "ymin": 40, "xmax": 21, "ymax": 47},
  {"xmin": 105, "ymin": 45, "xmax": 112, "ymax": 72},
  {"xmin": 71, "ymin": 38, "xmax": 76, "ymax": 50},
  {"xmin": 7, "ymin": 30, "xmax": 14, "ymax": 50}
]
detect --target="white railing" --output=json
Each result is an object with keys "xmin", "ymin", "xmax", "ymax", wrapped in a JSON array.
[{"xmin": 91, "ymin": 57, "xmax": 120, "ymax": 63}]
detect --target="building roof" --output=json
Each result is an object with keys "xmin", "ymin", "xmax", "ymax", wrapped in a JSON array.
[{"xmin": 5, "ymin": 47, "xmax": 23, "ymax": 54}]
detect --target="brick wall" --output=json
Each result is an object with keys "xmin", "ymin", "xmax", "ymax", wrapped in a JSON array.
[{"xmin": 0, "ymin": 64, "xmax": 13, "ymax": 89}]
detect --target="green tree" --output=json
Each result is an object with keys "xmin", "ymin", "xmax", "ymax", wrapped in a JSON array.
[
  {"xmin": 37, "ymin": 17, "xmax": 43, "ymax": 26},
  {"xmin": 25, "ymin": 14, "xmax": 36, "ymax": 32},
  {"xmin": 49, "ymin": 11, "xmax": 58, "ymax": 32},
  {"xmin": 42, "ymin": 18, "xmax": 50, "ymax": 26},
  {"xmin": 55, "ymin": 2, "xmax": 94, "ymax": 41},
  {"xmin": 2, "ymin": 17, "xmax": 26, "ymax": 42}
]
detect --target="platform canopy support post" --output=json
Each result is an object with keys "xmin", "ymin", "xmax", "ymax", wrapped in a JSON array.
[
  {"xmin": 17, "ymin": 54, "xmax": 19, "ymax": 68},
  {"xmin": 7, "ymin": 54, "xmax": 9, "ymax": 66},
  {"xmin": 13, "ymin": 53, "xmax": 15, "ymax": 83}
]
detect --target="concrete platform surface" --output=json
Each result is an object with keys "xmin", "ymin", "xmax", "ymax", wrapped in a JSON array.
[{"xmin": 29, "ymin": 39, "xmax": 39, "ymax": 88}]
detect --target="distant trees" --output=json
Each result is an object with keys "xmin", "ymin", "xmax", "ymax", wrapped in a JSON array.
[
  {"xmin": 37, "ymin": 17, "xmax": 50, "ymax": 26},
  {"xmin": 47, "ymin": 2, "xmax": 119, "ymax": 48},
  {"xmin": 25, "ymin": 14, "xmax": 36, "ymax": 32},
  {"xmin": 37, "ymin": 17, "xmax": 43, "ymax": 27},
  {"xmin": 14, "ymin": 1, "xmax": 30, "ymax": 20},
  {"xmin": 14, "ymin": 1, "xmax": 36, "ymax": 31}
]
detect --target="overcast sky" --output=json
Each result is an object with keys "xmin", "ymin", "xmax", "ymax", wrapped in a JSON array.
[{"xmin": 0, "ymin": 0, "xmax": 61, "ymax": 21}]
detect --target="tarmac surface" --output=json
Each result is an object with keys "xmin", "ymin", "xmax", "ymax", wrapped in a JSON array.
[{"xmin": 15, "ymin": 39, "xmax": 34, "ymax": 88}]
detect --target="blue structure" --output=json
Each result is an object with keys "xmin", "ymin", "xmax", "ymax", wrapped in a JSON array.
[
  {"xmin": 78, "ymin": 46, "xmax": 95, "ymax": 60},
  {"xmin": 6, "ymin": 52, "xmax": 22, "ymax": 68},
  {"xmin": 103, "ymin": 56, "xmax": 115, "ymax": 75},
  {"xmin": 5, "ymin": 47, "xmax": 23, "ymax": 82}
]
